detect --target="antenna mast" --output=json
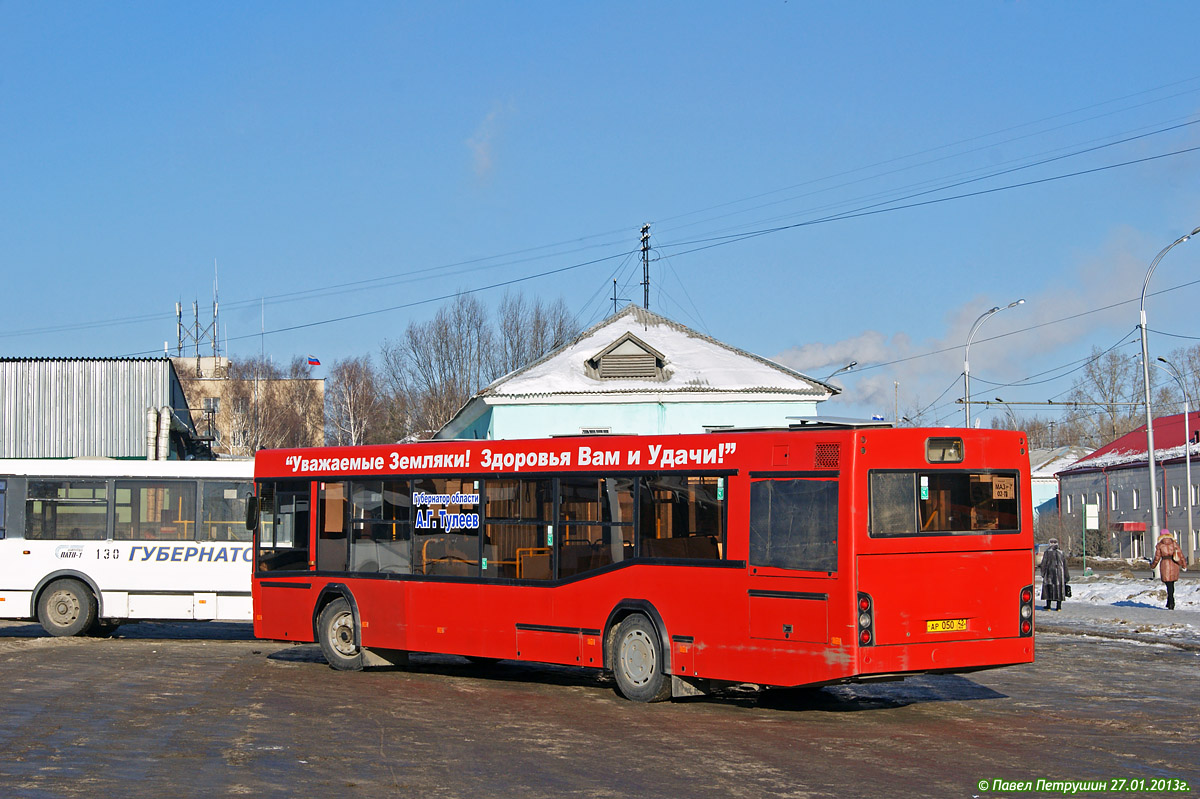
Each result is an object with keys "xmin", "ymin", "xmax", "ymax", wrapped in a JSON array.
[
  {"xmin": 610, "ymin": 279, "xmax": 630, "ymax": 315},
  {"xmin": 174, "ymin": 285, "xmax": 220, "ymax": 377},
  {"xmin": 640, "ymin": 223, "xmax": 651, "ymax": 309}
]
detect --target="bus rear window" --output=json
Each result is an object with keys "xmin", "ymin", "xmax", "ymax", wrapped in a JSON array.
[
  {"xmin": 926, "ymin": 437, "xmax": 964, "ymax": 463},
  {"xmin": 870, "ymin": 471, "xmax": 1018, "ymax": 536}
]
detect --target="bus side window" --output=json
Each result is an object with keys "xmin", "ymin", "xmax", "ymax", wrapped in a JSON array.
[
  {"xmin": 256, "ymin": 480, "xmax": 311, "ymax": 572},
  {"xmin": 113, "ymin": 481, "xmax": 197, "ymax": 541},
  {"xmin": 558, "ymin": 476, "xmax": 634, "ymax": 578},
  {"xmin": 413, "ymin": 477, "xmax": 479, "ymax": 578},
  {"xmin": 748, "ymin": 478, "xmax": 838, "ymax": 572},
  {"xmin": 637, "ymin": 475, "xmax": 725, "ymax": 561},
  {"xmin": 26, "ymin": 480, "xmax": 108, "ymax": 541},
  {"xmin": 483, "ymin": 478, "xmax": 551, "ymax": 581},
  {"xmin": 348, "ymin": 479, "xmax": 412, "ymax": 576},
  {"xmin": 201, "ymin": 481, "xmax": 252, "ymax": 542},
  {"xmin": 0, "ymin": 479, "xmax": 6, "ymax": 540}
]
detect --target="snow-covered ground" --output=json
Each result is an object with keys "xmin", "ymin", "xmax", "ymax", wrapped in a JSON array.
[{"xmin": 1035, "ymin": 570, "xmax": 1200, "ymax": 649}]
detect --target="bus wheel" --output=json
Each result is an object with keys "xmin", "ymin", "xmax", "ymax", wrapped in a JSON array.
[
  {"xmin": 612, "ymin": 615, "xmax": 671, "ymax": 703},
  {"xmin": 317, "ymin": 598, "xmax": 364, "ymax": 671},
  {"xmin": 37, "ymin": 579, "xmax": 97, "ymax": 637}
]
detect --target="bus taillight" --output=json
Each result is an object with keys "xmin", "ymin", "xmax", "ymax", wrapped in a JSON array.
[
  {"xmin": 857, "ymin": 591, "xmax": 875, "ymax": 646},
  {"xmin": 1019, "ymin": 585, "xmax": 1034, "ymax": 637}
]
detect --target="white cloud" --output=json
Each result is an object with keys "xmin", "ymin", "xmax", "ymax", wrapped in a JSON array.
[
  {"xmin": 467, "ymin": 102, "xmax": 513, "ymax": 181},
  {"xmin": 772, "ymin": 225, "xmax": 1174, "ymax": 423}
]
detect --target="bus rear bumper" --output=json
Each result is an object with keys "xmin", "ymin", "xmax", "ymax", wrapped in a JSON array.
[{"xmin": 857, "ymin": 636, "xmax": 1034, "ymax": 680}]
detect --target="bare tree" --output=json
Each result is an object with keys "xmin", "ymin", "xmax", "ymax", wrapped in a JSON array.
[
  {"xmin": 381, "ymin": 291, "xmax": 579, "ymax": 439},
  {"xmin": 219, "ymin": 356, "xmax": 323, "ymax": 454},
  {"xmin": 494, "ymin": 292, "xmax": 575, "ymax": 377},
  {"xmin": 1159, "ymin": 344, "xmax": 1200, "ymax": 413},
  {"xmin": 278, "ymin": 357, "xmax": 324, "ymax": 448},
  {"xmin": 325, "ymin": 356, "xmax": 387, "ymax": 446},
  {"xmin": 1065, "ymin": 348, "xmax": 1146, "ymax": 448}
]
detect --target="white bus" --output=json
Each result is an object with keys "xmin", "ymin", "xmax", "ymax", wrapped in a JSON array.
[{"xmin": 0, "ymin": 458, "xmax": 255, "ymax": 636}]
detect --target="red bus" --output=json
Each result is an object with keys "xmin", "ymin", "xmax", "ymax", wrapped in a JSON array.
[{"xmin": 249, "ymin": 424, "xmax": 1035, "ymax": 701}]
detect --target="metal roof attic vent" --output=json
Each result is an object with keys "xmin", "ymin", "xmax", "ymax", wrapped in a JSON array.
[{"xmin": 586, "ymin": 333, "xmax": 666, "ymax": 381}]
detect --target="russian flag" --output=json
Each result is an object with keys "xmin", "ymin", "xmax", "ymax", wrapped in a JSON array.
[{"xmin": 307, "ymin": 355, "xmax": 321, "ymax": 366}]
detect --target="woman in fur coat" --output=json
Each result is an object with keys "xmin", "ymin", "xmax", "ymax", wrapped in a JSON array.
[
  {"xmin": 1149, "ymin": 530, "xmax": 1187, "ymax": 610},
  {"xmin": 1039, "ymin": 538, "xmax": 1069, "ymax": 611}
]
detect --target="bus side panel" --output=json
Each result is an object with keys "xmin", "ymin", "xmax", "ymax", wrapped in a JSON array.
[
  {"xmin": 0, "ymin": 591, "xmax": 34, "ymax": 618},
  {"xmin": 254, "ymin": 581, "xmax": 317, "ymax": 642},
  {"xmin": 345, "ymin": 565, "xmax": 861, "ymax": 688}
]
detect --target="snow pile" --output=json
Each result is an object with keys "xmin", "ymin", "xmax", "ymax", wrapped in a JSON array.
[
  {"xmin": 1035, "ymin": 572, "xmax": 1200, "ymax": 648},
  {"xmin": 1066, "ymin": 572, "xmax": 1199, "ymax": 610}
]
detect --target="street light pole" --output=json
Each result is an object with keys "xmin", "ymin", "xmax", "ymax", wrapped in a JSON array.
[
  {"xmin": 822, "ymin": 361, "xmax": 857, "ymax": 382},
  {"xmin": 964, "ymin": 300, "xmax": 1025, "ymax": 427},
  {"xmin": 1138, "ymin": 226, "xmax": 1200, "ymax": 557},
  {"xmin": 1156, "ymin": 357, "xmax": 1194, "ymax": 563},
  {"xmin": 993, "ymin": 397, "xmax": 1019, "ymax": 430}
]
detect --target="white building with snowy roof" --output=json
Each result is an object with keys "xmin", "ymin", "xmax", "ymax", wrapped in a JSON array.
[
  {"xmin": 434, "ymin": 305, "xmax": 837, "ymax": 440},
  {"xmin": 1029, "ymin": 446, "xmax": 1093, "ymax": 519}
]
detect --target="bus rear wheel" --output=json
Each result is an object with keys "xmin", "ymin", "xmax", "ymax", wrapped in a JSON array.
[
  {"xmin": 317, "ymin": 598, "xmax": 364, "ymax": 671},
  {"xmin": 37, "ymin": 579, "xmax": 97, "ymax": 637},
  {"xmin": 612, "ymin": 614, "xmax": 671, "ymax": 703}
]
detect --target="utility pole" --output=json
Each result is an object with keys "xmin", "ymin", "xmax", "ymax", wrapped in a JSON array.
[{"xmin": 640, "ymin": 223, "xmax": 651, "ymax": 309}]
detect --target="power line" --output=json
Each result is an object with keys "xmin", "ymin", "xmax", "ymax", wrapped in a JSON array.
[
  {"xmin": 653, "ymin": 137, "xmax": 1200, "ymax": 261},
  {"xmin": 659, "ymin": 109, "xmax": 1200, "ymax": 244},
  {"xmin": 653, "ymin": 76, "xmax": 1200, "ymax": 233},
  {"xmin": 8, "ymin": 80, "xmax": 1199, "ymax": 346},
  {"xmin": 9, "ymin": 89, "xmax": 1200, "ymax": 349},
  {"xmin": 119, "ymin": 249, "xmax": 638, "ymax": 357}
]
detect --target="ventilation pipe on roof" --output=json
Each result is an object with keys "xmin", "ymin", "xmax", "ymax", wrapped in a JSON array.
[
  {"xmin": 147, "ymin": 408, "xmax": 160, "ymax": 460},
  {"xmin": 157, "ymin": 406, "xmax": 172, "ymax": 460}
]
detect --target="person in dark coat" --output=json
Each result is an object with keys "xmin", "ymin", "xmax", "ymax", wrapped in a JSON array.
[
  {"xmin": 1149, "ymin": 530, "xmax": 1187, "ymax": 610},
  {"xmin": 1039, "ymin": 538, "xmax": 1069, "ymax": 611}
]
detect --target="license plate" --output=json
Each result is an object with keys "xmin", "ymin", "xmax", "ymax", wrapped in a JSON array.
[{"xmin": 926, "ymin": 618, "xmax": 967, "ymax": 633}]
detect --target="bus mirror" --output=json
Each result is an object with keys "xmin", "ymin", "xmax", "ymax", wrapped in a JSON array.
[{"xmin": 246, "ymin": 496, "xmax": 259, "ymax": 531}]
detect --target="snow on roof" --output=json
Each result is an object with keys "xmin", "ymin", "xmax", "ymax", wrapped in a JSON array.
[
  {"xmin": 480, "ymin": 304, "xmax": 833, "ymax": 399},
  {"xmin": 1030, "ymin": 446, "xmax": 1093, "ymax": 478},
  {"xmin": 1060, "ymin": 411, "xmax": 1200, "ymax": 474}
]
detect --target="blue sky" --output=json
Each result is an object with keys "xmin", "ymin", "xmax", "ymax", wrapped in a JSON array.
[{"xmin": 3, "ymin": 2, "xmax": 1199, "ymax": 425}]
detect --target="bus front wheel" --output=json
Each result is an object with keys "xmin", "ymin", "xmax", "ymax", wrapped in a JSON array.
[
  {"xmin": 37, "ymin": 579, "xmax": 97, "ymax": 637},
  {"xmin": 317, "ymin": 598, "xmax": 364, "ymax": 671},
  {"xmin": 612, "ymin": 614, "xmax": 671, "ymax": 703}
]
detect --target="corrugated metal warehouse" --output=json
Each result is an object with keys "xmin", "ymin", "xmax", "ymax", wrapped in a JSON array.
[{"xmin": 0, "ymin": 358, "xmax": 199, "ymax": 459}]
